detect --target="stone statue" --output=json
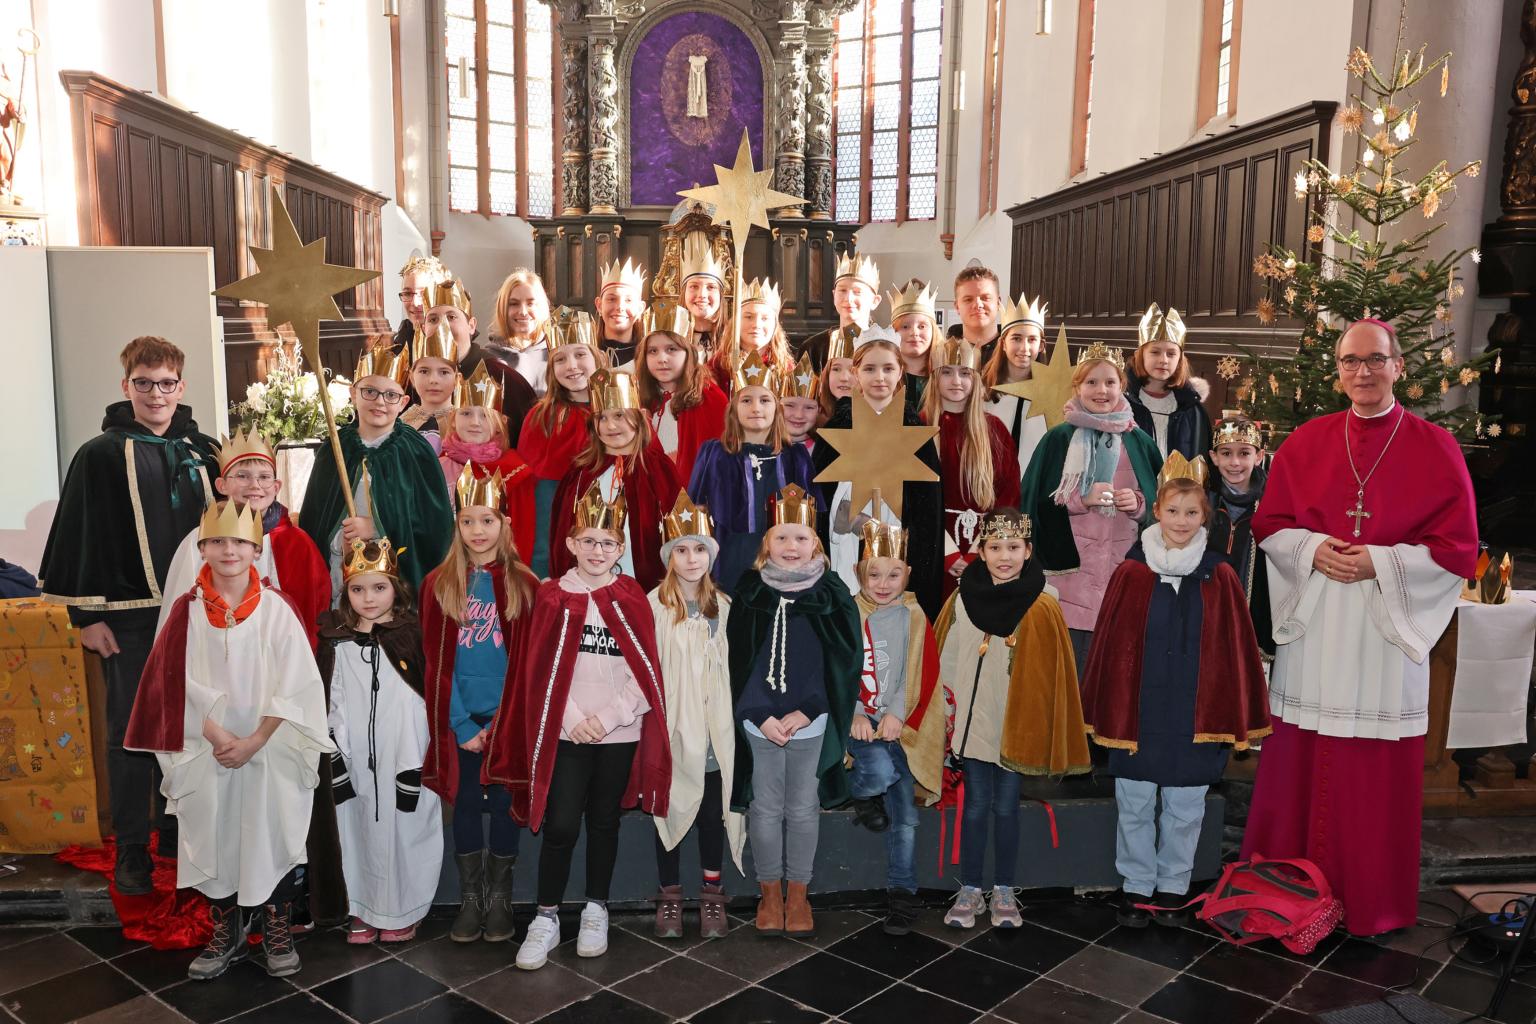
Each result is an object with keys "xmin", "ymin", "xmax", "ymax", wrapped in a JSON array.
[{"xmin": 688, "ymin": 54, "xmax": 709, "ymax": 118}]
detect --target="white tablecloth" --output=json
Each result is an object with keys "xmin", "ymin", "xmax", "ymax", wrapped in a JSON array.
[{"xmin": 1447, "ymin": 593, "xmax": 1536, "ymax": 749}]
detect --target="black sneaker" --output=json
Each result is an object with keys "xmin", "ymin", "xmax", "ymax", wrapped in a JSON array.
[
  {"xmin": 1116, "ymin": 890, "xmax": 1152, "ymax": 929},
  {"xmin": 114, "ymin": 843, "xmax": 154, "ymax": 896},
  {"xmin": 883, "ymin": 889, "xmax": 921, "ymax": 935},
  {"xmin": 1151, "ymin": 892, "xmax": 1190, "ymax": 928},
  {"xmin": 850, "ymin": 795, "xmax": 890, "ymax": 833}
]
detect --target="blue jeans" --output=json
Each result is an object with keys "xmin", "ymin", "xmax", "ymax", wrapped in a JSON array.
[
  {"xmin": 848, "ymin": 735, "xmax": 918, "ymax": 892},
  {"xmin": 960, "ymin": 757, "xmax": 1022, "ymax": 889},
  {"xmin": 453, "ymin": 746, "xmax": 520, "ymax": 857},
  {"xmin": 1114, "ymin": 778, "xmax": 1207, "ymax": 897}
]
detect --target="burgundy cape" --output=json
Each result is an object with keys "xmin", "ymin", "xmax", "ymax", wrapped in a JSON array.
[
  {"xmin": 647, "ymin": 380, "xmax": 728, "ymax": 487},
  {"xmin": 483, "ymin": 574, "xmax": 672, "ymax": 830},
  {"xmin": 1080, "ymin": 558, "xmax": 1271, "ymax": 751},
  {"xmin": 418, "ymin": 562, "xmax": 535, "ymax": 802},
  {"xmin": 267, "ymin": 518, "xmax": 332, "ymax": 650},
  {"xmin": 548, "ymin": 439, "xmax": 682, "ymax": 591}
]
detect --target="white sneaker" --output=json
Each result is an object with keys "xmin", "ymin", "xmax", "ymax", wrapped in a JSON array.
[
  {"xmin": 944, "ymin": 886, "xmax": 985, "ymax": 929},
  {"xmin": 515, "ymin": 914, "xmax": 560, "ymax": 970},
  {"xmin": 577, "ymin": 900, "xmax": 608, "ymax": 958}
]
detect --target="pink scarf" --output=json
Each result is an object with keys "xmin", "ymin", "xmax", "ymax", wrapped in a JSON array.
[{"xmin": 442, "ymin": 437, "xmax": 504, "ymax": 466}]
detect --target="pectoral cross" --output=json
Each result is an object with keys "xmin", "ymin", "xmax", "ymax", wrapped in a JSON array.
[{"xmin": 1346, "ymin": 488, "xmax": 1372, "ymax": 538}]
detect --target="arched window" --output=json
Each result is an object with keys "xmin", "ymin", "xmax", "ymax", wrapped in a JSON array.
[
  {"xmin": 446, "ymin": 0, "xmax": 557, "ymax": 219},
  {"xmin": 833, "ymin": 0, "xmax": 944, "ymax": 224}
]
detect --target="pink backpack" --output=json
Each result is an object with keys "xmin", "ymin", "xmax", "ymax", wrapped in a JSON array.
[{"xmin": 1192, "ymin": 855, "xmax": 1344, "ymax": 954}]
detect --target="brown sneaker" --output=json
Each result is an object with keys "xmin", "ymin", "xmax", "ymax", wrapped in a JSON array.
[
  {"xmin": 784, "ymin": 881, "xmax": 815, "ymax": 937},
  {"xmin": 654, "ymin": 884, "xmax": 684, "ymax": 939},
  {"xmin": 755, "ymin": 880, "xmax": 784, "ymax": 934},
  {"xmin": 699, "ymin": 883, "xmax": 729, "ymax": 939}
]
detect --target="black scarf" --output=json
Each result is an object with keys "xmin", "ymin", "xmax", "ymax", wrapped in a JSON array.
[
  {"xmin": 957, "ymin": 556, "xmax": 1045, "ymax": 637},
  {"xmin": 1217, "ymin": 465, "xmax": 1267, "ymax": 516}
]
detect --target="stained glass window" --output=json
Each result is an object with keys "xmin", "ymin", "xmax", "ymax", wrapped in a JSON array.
[
  {"xmin": 832, "ymin": 0, "xmax": 944, "ymax": 224},
  {"xmin": 445, "ymin": 0, "xmax": 559, "ymax": 219}
]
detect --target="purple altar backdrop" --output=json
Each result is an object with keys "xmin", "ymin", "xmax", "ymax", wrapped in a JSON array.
[{"xmin": 628, "ymin": 12, "xmax": 764, "ymax": 207}]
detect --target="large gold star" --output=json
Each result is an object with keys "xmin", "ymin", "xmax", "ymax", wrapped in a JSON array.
[
  {"xmin": 814, "ymin": 395, "xmax": 938, "ymax": 520},
  {"xmin": 677, "ymin": 130, "xmax": 804, "ymax": 247},
  {"xmin": 993, "ymin": 324, "xmax": 1077, "ymax": 429}
]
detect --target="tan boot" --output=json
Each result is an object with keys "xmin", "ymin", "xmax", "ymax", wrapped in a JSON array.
[
  {"xmin": 784, "ymin": 881, "xmax": 815, "ymax": 937},
  {"xmin": 755, "ymin": 880, "xmax": 784, "ymax": 935}
]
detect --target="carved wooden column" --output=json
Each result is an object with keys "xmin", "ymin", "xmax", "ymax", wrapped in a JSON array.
[
  {"xmin": 774, "ymin": 0, "xmax": 808, "ymax": 215},
  {"xmin": 805, "ymin": 4, "xmax": 834, "ymax": 220},
  {"xmin": 560, "ymin": 36, "xmax": 590, "ymax": 216},
  {"xmin": 586, "ymin": 1, "xmax": 621, "ymax": 215}
]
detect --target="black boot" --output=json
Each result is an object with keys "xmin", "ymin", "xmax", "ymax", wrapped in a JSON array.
[
  {"xmin": 187, "ymin": 899, "xmax": 248, "ymax": 981},
  {"xmin": 451, "ymin": 851, "xmax": 487, "ymax": 942},
  {"xmin": 483, "ymin": 853, "xmax": 517, "ymax": 942},
  {"xmin": 850, "ymin": 795, "xmax": 890, "ymax": 833},
  {"xmin": 114, "ymin": 843, "xmax": 154, "ymax": 896},
  {"xmin": 261, "ymin": 901, "xmax": 302, "ymax": 977},
  {"xmin": 883, "ymin": 889, "xmax": 922, "ymax": 936}
]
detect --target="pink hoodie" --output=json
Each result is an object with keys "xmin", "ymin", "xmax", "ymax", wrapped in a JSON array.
[{"xmin": 557, "ymin": 569, "xmax": 650, "ymax": 743}]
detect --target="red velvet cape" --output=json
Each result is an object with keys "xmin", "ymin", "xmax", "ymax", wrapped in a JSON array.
[
  {"xmin": 548, "ymin": 438, "xmax": 682, "ymax": 591},
  {"xmin": 418, "ymin": 561, "xmax": 535, "ymax": 802},
  {"xmin": 516, "ymin": 402, "xmax": 593, "ymax": 481},
  {"xmin": 483, "ymin": 574, "xmax": 672, "ymax": 829},
  {"xmin": 647, "ymin": 381, "xmax": 728, "ymax": 487},
  {"xmin": 267, "ymin": 518, "xmax": 332, "ymax": 650},
  {"xmin": 1080, "ymin": 559, "xmax": 1272, "ymax": 751}
]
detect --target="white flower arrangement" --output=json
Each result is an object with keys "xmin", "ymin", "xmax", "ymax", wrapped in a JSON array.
[{"xmin": 231, "ymin": 343, "xmax": 355, "ymax": 443}]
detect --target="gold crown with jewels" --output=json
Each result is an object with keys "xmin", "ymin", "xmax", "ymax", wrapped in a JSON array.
[
  {"xmin": 1137, "ymin": 303, "xmax": 1187, "ymax": 347},
  {"xmin": 455, "ymin": 464, "xmax": 506, "ymax": 512},
  {"xmin": 598, "ymin": 257, "xmax": 646, "ymax": 295},
  {"xmin": 1212, "ymin": 418, "xmax": 1264, "ymax": 450},
  {"xmin": 860, "ymin": 520, "xmax": 908, "ymax": 562},
  {"xmin": 834, "ymin": 252, "xmax": 880, "ymax": 293},
  {"xmin": 217, "ymin": 427, "xmax": 275, "ymax": 476},
  {"xmin": 354, "ymin": 341, "xmax": 410, "ymax": 385},
  {"xmin": 199, "ymin": 499, "xmax": 264, "ymax": 547},
  {"xmin": 660, "ymin": 490, "xmax": 715, "ymax": 543},
  {"xmin": 977, "ymin": 509, "xmax": 1032, "ymax": 542},
  {"xmin": 887, "ymin": 281, "xmax": 937, "ymax": 325},
  {"xmin": 343, "ymin": 537, "xmax": 401, "ymax": 581},
  {"xmin": 574, "ymin": 480, "xmax": 626, "ymax": 534},
  {"xmin": 778, "ymin": 353, "xmax": 821, "ymax": 400},
  {"xmin": 771, "ymin": 483, "xmax": 817, "ymax": 530},
  {"xmin": 1076, "ymin": 341, "xmax": 1126, "ymax": 371},
  {"xmin": 999, "ymin": 294, "xmax": 1049, "ymax": 334}
]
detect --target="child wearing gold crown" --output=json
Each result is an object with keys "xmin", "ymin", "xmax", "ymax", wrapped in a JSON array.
[
  {"xmin": 594, "ymin": 258, "xmax": 649, "ymax": 368},
  {"xmin": 779, "ymin": 353, "xmax": 823, "ymax": 452},
  {"xmin": 636, "ymin": 305, "xmax": 728, "ymax": 486},
  {"xmin": 439, "ymin": 361, "xmax": 537, "ymax": 562},
  {"xmin": 1205, "ymin": 416, "xmax": 1273, "ymax": 656},
  {"xmin": 487, "ymin": 483, "xmax": 671, "ymax": 970},
  {"xmin": 680, "ymin": 239, "xmax": 728, "ymax": 359},
  {"xmin": 728, "ymin": 485, "xmax": 860, "ymax": 937},
  {"xmin": 981, "ymin": 295, "xmax": 1051, "ymax": 479},
  {"xmin": 550, "ymin": 369, "xmax": 681, "ymax": 590},
  {"xmin": 688, "ymin": 349, "xmax": 820, "ymax": 592},
  {"xmin": 299, "ymin": 343, "xmax": 454, "ymax": 592},
  {"xmin": 125, "ymin": 500, "xmax": 334, "ymax": 981},
  {"xmin": 516, "ymin": 310, "xmax": 609, "ymax": 577},
  {"xmin": 799, "ymin": 253, "xmax": 882, "ymax": 372},
  {"xmin": 1127, "ymin": 303, "xmax": 1212, "ymax": 461},
  {"xmin": 923, "ymin": 339, "xmax": 1021, "ymax": 600},
  {"xmin": 707, "ymin": 277, "xmax": 795, "ymax": 394},
  {"xmin": 648, "ymin": 493, "xmax": 745, "ymax": 940},
  {"xmin": 935, "ymin": 508, "xmax": 1090, "ymax": 930},
  {"xmin": 401, "ymin": 320, "xmax": 462, "ymax": 454},
  {"xmin": 419, "ymin": 466, "xmax": 540, "ymax": 944},
  {"xmin": 815, "ymin": 325, "xmax": 857, "ymax": 426},
  {"xmin": 849, "ymin": 518, "xmax": 945, "ymax": 935},
  {"xmin": 890, "ymin": 279, "xmax": 938, "ymax": 414},
  {"xmin": 1081, "ymin": 467, "xmax": 1270, "ymax": 928},
  {"xmin": 421, "ymin": 275, "xmax": 538, "ymax": 446},
  {"xmin": 1019, "ymin": 345, "xmax": 1161, "ymax": 674},
  {"xmin": 316, "ymin": 539, "xmax": 441, "ymax": 944}
]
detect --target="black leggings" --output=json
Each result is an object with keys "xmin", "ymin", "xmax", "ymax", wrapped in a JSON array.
[
  {"xmin": 654, "ymin": 769, "xmax": 726, "ymax": 888},
  {"xmin": 536, "ymin": 740, "xmax": 636, "ymax": 906}
]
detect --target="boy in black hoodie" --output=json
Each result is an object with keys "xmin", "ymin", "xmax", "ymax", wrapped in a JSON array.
[{"xmin": 1204, "ymin": 417, "xmax": 1273, "ymax": 656}]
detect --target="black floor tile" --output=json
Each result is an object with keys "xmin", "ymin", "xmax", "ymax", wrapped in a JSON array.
[
  {"xmin": 686, "ymin": 985, "xmax": 824, "ymax": 1024},
  {"xmin": 459, "ymin": 961, "xmax": 599, "ymax": 1024},
  {"xmin": 4, "ymin": 962, "xmax": 147, "ymax": 1024},
  {"xmin": 223, "ymin": 993, "xmax": 349, "ymax": 1024},
  {"xmin": 791, "ymin": 910, "xmax": 877, "ymax": 950},
  {"xmin": 0, "ymin": 928, "xmax": 56, "ymax": 952},
  {"xmin": 825, "ymin": 924, "xmax": 951, "ymax": 979},
  {"xmin": 531, "ymin": 988, "xmax": 668, "ymax": 1024},
  {"xmin": 0, "ymin": 931, "xmax": 103, "ymax": 994},
  {"xmin": 111, "ymin": 946, "xmax": 203, "ymax": 993},
  {"xmin": 612, "ymin": 955, "xmax": 745, "ymax": 1021},
  {"xmin": 991, "ymin": 978, "xmax": 1125, "ymax": 1024},
  {"xmin": 1045, "ymin": 945, "xmax": 1177, "ymax": 1008},
  {"xmin": 1020, "ymin": 898, "xmax": 1122, "ymax": 942},
  {"xmin": 1280, "ymin": 967, "xmax": 1384, "ymax": 1015},
  {"xmin": 284, "ymin": 929, "xmax": 388, "ymax": 988},
  {"xmin": 379, "ymin": 993, "xmax": 508, "ymax": 1024},
  {"xmin": 156, "ymin": 961, "xmax": 300, "ymax": 1024},
  {"xmin": 307, "ymin": 959, "xmax": 446, "ymax": 1024},
  {"xmin": 843, "ymin": 982, "xmax": 979, "ymax": 1024},
  {"xmin": 1422, "ymin": 963, "xmax": 1536, "ymax": 1024},
  {"xmin": 907, "ymin": 947, "xmax": 1035, "ymax": 1011},
  {"xmin": 685, "ymin": 925, "xmax": 815, "ymax": 982},
  {"xmin": 1096, "ymin": 924, "xmax": 1217, "ymax": 970},
  {"xmin": 546, "ymin": 924, "xmax": 674, "ymax": 986},
  {"xmin": 1140, "ymin": 975, "xmax": 1272, "ymax": 1024},
  {"xmin": 1187, "ymin": 943, "xmax": 1312, "ymax": 1002},
  {"xmin": 1322, "ymin": 938, "xmax": 1435, "ymax": 990},
  {"xmin": 395, "ymin": 934, "xmax": 514, "ymax": 988},
  {"xmin": 964, "ymin": 921, "xmax": 1086, "ymax": 975},
  {"xmin": 1257, "ymin": 1008, "xmax": 1315, "ymax": 1024},
  {"xmin": 67, "ymin": 927, "xmax": 150, "ymax": 961},
  {"xmin": 75, "ymin": 992, "xmax": 192, "ymax": 1024},
  {"xmin": 761, "ymin": 950, "xmax": 893, "ymax": 1016}
]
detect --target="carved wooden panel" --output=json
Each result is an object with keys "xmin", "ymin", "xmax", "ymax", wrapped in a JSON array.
[{"xmin": 62, "ymin": 71, "xmax": 391, "ymax": 405}]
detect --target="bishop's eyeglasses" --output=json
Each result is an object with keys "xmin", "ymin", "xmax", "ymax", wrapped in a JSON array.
[{"xmin": 1338, "ymin": 354, "xmax": 1393, "ymax": 372}]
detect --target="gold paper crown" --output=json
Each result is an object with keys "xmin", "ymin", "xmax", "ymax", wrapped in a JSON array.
[
  {"xmin": 598, "ymin": 257, "xmax": 646, "ymax": 295},
  {"xmin": 739, "ymin": 277, "xmax": 783, "ymax": 312},
  {"xmin": 456, "ymin": 464, "xmax": 506, "ymax": 511},
  {"xmin": 778, "ymin": 353, "xmax": 821, "ymax": 400},
  {"xmin": 999, "ymin": 294, "xmax": 1049, "ymax": 333},
  {"xmin": 1137, "ymin": 303, "xmax": 1187, "ymax": 347},
  {"xmin": 860, "ymin": 520, "xmax": 908, "ymax": 562},
  {"xmin": 733, "ymin": 345, "xmax": 781, "ymax": 392},
  {"xmin": 589, "ymin": 369, "xmax": 642, "ymax": 413},
  {"xmin": 574, "ymin": 480, "xmax": 626, "ymax": 534},
  {"xmin": 1157, "ymin": 451, "xmax": 1210, "ymax": 490},
  {"xmin": 454, "ymin": 361, "xmax": 503, "ymax": 410},
  {"xmin": 771, "ymin": 483, "xmax": 817, "ymax": 530},
  {"xmin": 1461, "ymin": 550, "xmax": 1513, "ymax": 605},
  {"xmin": 834, "ymin": 252, "xmax": 880, "ymax": 293},
  {"xmin": 887, "ymin": 281, "xmax": 937, "ymax": 324},
  {"xmin": 425, "ymin": 277, "xmax": 473, "ymax": 318},
  {"xmin": 343, "ymin": 538, "xmax": 401, "ymax": 581},
  {"xmin": 934, "ymin": 339, "xmax": 983, "ymax": 372},
  {"xmin": 355, "ymin": 341, "xmax": 410, "ymax": 385},
  {"xmin": 825, "ymin": 323, "xmax": 859, "ymax": 362},
  {"xmin": 217, "ymin": 427, "xmax": 275, "ymax": 475},
  {"xmin": 1077, "ymin": 341, "xmax": 1127, "ymax": 371},
  {"xmin": 660, "ymin": 490, "xmax": 715, "ymax": 544},
  {"xmin": 199, "ymin": 500, "xmax": 264, "ymax": 547},
  {"xmin": 641, "ymin": 301, "xmax": 693, "ymax": 338},
  {"xmin": 978, "ymin": 510, "xmax": 1032, "ymax": 542},
  {"xmin": 1212, "ymin": 418, "xmax": 1264, "ymax": 449},
  {"xmin": 680, "ymin": 242, "xmax": 728, "ymax": 285},
  {"xmin": 548, "ymin": 307, "xmax": 597, "ymax": 350},
  {"xmin": 410, "ymin": 324, "xmax": 456, "ymax": 365}
]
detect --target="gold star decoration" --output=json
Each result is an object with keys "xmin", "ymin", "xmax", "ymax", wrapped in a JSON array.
[
  {"xmin": 813, "ymin": 394, "xmax": 937, "ymax": 520},
  {"xmin": 677, "ymin": 131, "xmax": 804, "ymax": 244},
  {"xmin": 992, "ymin": 324, "xmax": 1077, "ymax": 430}
]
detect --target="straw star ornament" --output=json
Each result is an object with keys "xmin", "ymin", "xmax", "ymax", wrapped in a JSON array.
[
  {"xmin": 992, "ymin": 324, "xmax": 1076, "ymax": 430},
  {"xmin": 814, "ymin": 397, "xmax": 937, "ymax": 520}
]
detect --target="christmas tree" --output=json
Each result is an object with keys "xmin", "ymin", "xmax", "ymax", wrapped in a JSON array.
[{"xmin": 1229, "ymin": 26, "xmax": 1496, "ymax": 439}]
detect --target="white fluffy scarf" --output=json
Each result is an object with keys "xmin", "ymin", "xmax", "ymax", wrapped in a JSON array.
[{"xmin": 1140, "ymin": 524, "xmax": 1207, "ymax": 592}]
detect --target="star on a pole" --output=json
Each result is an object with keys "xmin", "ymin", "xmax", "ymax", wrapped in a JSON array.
[
  {"xmin": 677, "ymin": 130, "xmax": 804, "ymax": 241},
  {"xmin": 814, "ymin": 398, "xmax": 938, "ymax": 520},
  {"xmin": 993, "ymin": 324, "xmax": 1077, "ymax": 430}
]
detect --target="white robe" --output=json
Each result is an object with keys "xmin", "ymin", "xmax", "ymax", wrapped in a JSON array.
[
  {"xmin": 1262, "ymin": 528, "xmax": 1463, "ymax": 740},
  {"xmin": 157, "ymin": 529, "xmax": 280, "ymax": 635},
  {"xmin": 647, "ymin": 592, "xmax": 745, "ymax": 869},
  {"xmin": 328, "ymin": 638, "xmax": 443, "ymax": 929},
  {"xmin": 986, "ymin": 392, "xmax": 1049, "ymax": 484},
  {"xmin": 138, "ymin": 593, "xmax": 334, "ymax": 904}
]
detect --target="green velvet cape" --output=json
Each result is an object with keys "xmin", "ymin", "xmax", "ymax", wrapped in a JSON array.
[{"xmin": 1018, "ymin": 423, "xmax": 1162, "ymax": 573}]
